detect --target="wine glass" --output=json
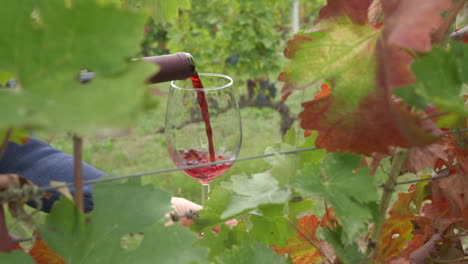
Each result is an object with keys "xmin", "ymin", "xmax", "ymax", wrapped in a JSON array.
[{"xmin": 165, "ymin": 73, "xmax": 242, "ymax": 204}]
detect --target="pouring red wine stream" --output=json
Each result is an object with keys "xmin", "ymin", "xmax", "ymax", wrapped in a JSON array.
[{"xmin": 190, "ymin": 72, "xmax": 216, "ymax": 162}]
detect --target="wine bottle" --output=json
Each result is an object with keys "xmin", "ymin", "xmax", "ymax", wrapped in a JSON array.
[{"xmin": 143, "ymin": 52, "xmax": 196, "ymax": 84}]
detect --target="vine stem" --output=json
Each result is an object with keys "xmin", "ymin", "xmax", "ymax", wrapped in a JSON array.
[
  {"xmin": 367, "ymin": 149, "xmax": 409, "ymax": 260},
  {"xmin": 73, "ymin": 134, "xmax": 84, "ymax": 213}
]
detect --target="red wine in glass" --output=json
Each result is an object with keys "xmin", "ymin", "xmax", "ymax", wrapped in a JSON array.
[{"xmin": 174, "ymin": 149, "xmax": 233, "ymax": 185}]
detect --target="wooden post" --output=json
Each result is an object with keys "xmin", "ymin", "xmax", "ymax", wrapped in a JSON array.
[
  {"xmin": 0, "ymin": 205, "xmax": 12, "ymax": 252},
  {"xmin": 73, "ymin": 135, "xmax": 84, "ymax": 213}
]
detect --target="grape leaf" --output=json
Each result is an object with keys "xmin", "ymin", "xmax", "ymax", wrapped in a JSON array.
[
  {"xmin": 0, "ymin": 250, "xmax": 35, "ymax": 263},
  {"xmin": 250, "ymin": 215, "xmax": 295, "ymax": 248},
  {"xmin": 264, "ymin": 144, "xmax": 301, "ymax": 186},
  {"xmin": 195, "ymin": 222, "xmax": 253, "ymax": 261},
  {"xmin": 382, "ymin": 0, "xmax": 453, "ymax": 52},
  {"xmin": 286, "ymin": 21, "xmax": 378, "ymax": 110},
  {"xmin": 293, "ymin": 152, "xmax": 378, "ymax": 240},
  {"xmin": 38, "ymin": 180, "xmax": 172, "ymax": 263},
  {"xmin": 317, "ymin": 0, "xmax": 373, "ymax": 24},
  {"xmin": 322, "ymin": 227, "xmax": 364, "ymax": 264},
  {"xmin": 0, "ymin": 0, "xmax": 154, "ymax": 132},
  {"xmin": 220, "ymin": 172, "xmax": 291, "ymax": 219},
  {"xmin": 403, "ymin": 139, "xmax": 449, "ymax": 173},
  {"xmin": 273, "ymin": 215, "xmax": 324, "ymax": 264},
  {"xmin": 191, "ymin": 187, "xmax": 235, "ymax": 232},
  {"xmin": 432, "ymin": 171, "xmax": 468, "ymax": 217},
  {"xmin": 217, "ymin": 243, "xmax": 288, "ymax": 264},
  {"xmin": 283, "ymin": 0, "xmax": 448, "ymax": 155},
  {"xmin": 298, "ymin": 132, "xmax": 326, "ymax": 167},
  {"xmin": 375, "ymin": 180, "xmax": 430, "ymax": 261},
  {"xmin": 395, "ymin": 44, "xmax": 468, "ymax": 115},
  {"xmin": 122, "ymin": 223, "xmax": 208, "ymax": 264}
]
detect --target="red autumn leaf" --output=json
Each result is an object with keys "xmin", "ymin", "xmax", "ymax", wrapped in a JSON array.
[
  {"xmin": 378, "ymin": 0, "xmax": 454, "ymax": 90},
  {"xmin": 399, "ymin": 216, "xmax": 434, "ymax": 259},
  {"xmin": 397, "ymin": 198, "xmax": 468, "ymax": 261},
  {"xmin": 403, "ymin": 138, "xmax": 449, "ymax": 173},
  {"xmin": 317, "ymin": 0, "xmax": 374, "ymax": 25},
  {"xmin": 299, "ymin": 92, "xmax": 440, "ymax": 155},
  {"xmin": 381, "ymin": 0, "xmax": 453, "ymax": 53},
  {"xmin": 431, "ymin": 171, "xmax": 468, "ymax": 217},
  {"xmin": 29, "ymin": 239, "xmax": 65, "ymax": 264},
  {"xmin": 273, "ymin": 215, "xmax": 324, "ymax": 264},
  {"xmin": 408, "ymin": 233, "xmax": 442, "ymax": 264}
]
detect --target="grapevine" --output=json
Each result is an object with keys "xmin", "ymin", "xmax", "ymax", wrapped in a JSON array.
[{"xmin": 0, "ymin": 0, "xmax": 468, "ymax": 263}]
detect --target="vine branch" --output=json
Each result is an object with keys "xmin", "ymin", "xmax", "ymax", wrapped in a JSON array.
[{"xmin": 367, "ymin": 149, "xmax": 409, "ymax": 260}]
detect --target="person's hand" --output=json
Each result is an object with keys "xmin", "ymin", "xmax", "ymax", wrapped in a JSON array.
[
  {"xmin": 0, "ymin": 174, "xmax": 20, "ymax": 190},
  {"xmin": 166, "ymin": 197, "xmax": 238, "ymax": 230}
]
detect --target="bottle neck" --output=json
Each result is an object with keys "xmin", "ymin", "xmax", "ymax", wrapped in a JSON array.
[{"xmin": 143, "ymin": 52, "xmax": 196, "ymax": 84}]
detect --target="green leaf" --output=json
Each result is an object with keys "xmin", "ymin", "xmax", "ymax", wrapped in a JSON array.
[
  {"xmin": 0, "ymin": 251, "xmax": 35, "ymax": 264},
  {"xmin": 396, "ymin": 44, "xmax": 468, "ymax": 115},
  {"xmin": 123, "ymin": 223, "xmax": 208, "ymax": 264},
  {"xmin": 393, "ymin": 85, "xmax": 428, "ymax": 110},
  {"xmin": 286, "ymin": 197, "xmax": 315, "ymax": 220},
  {"xmin": 286, "ymin": 20, "xmax": 378, "ymax": 109},
  {"xmin": 221, "ymin": 172, "xmax": 291, "ymax": 219},
  {"xmin": 250, "ymin": 215, "xmax": 295, "ymax": 247},
  {"xmin": 195, "ymin": 222, "xmax": 253, "ymax": 261},
  {"xmin": 264, "ymin": 144, "xmax": 300, "ymax": 186},
  {"xmin": 216, "ymin": 243, "xmax": 288, "ymax": 264},
  {"xmin": 293, "ymin": 152, "xmax": 378, "ymax": 240},
  {"xmin": 299, "ymin": 132, "xmax": 326, "ymax": 167},
  {"xmin": 0, "ymin": 0, "xmax": 153, "ymax": 132},
  {"xmin": 322, "ymin": 227, "xmax": 365, "ymax": 264},
  {"xmin": 191, "ymin": 187, "xmax": 234, "ymax": 232},
  {"xmin": 39, "ymin": 180, "xmax": 172, "ymax": 263}
]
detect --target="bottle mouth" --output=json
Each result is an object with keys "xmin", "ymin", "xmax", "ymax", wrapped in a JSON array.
[{"xmin": 170, "ymin": 73, "xmax": 233, "ymax": 91}]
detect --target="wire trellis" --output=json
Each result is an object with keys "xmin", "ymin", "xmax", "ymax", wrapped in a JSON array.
[
  {"xmin": 1, "ymin": 128, "xmax": 467, "ymax": 202},
  {"xmin": 3, "ymin": 128, "xmax": 466, "ymax": 244}
]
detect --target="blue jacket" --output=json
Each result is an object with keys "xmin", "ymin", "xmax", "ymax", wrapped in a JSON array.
[{"xmin": 0, "ymin": 137, "xmax": 105, "ymax": 212}]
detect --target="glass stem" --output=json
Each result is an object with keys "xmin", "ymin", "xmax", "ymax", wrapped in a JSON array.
[{"xmin": 201, "ymin": 183, "xmax": 210, "ymax": 205}]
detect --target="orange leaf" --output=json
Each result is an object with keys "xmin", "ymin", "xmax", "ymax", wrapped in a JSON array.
[
  {"xmin": 273, "ymin": 215, "xmax": 324, "ymax": 264},
  {"xmin": 314, "ymin": 83, "xmax": 332, "ymax": 100},
  {"xmin": 375, "ymin": 181, "xmax": 430, "ymax": 262},
  {"xmin": 29, "ymin": 239, "xmax": 65, "ymax": 264}
]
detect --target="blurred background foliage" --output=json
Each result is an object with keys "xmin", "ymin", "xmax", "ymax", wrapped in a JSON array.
[{"xmin": 141, "ymin": 0, "xmax": 325, "ymax": 107}]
